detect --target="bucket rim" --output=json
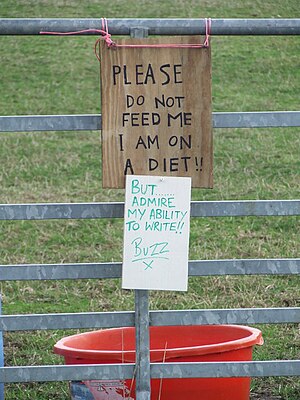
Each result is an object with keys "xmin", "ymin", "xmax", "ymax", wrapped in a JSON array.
[{"xmin": 54, "ymin": 325, "xmax": 263, "ymax": 362}]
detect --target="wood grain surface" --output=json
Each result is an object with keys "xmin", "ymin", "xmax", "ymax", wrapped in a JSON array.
[{"xmin": 100, "ymin": 36, "xmax": 213, "ymax": 188}]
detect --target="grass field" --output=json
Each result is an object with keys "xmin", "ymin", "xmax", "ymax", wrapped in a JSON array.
[{"xmin": 0, "ymin": 1, "xmax": 300, "ymax": 399}]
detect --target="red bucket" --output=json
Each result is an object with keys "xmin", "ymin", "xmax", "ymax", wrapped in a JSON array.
[{"xmin": 54, "ymin": 325, "xmax": 263, "ymax": 400}]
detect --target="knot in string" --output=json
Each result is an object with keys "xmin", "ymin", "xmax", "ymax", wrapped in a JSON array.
[
  {"xmin": 100, "ymin": 17, "xmax": 116, "ymax": 48},
  {"xmin": 93, "ymin": 18, "xmax": 116, "ymax": 61},
  {"xmin": 40, "ymin": 18, "xmax": 212, "ymax": 62},
  {"xmin": 95, "ymin": 18, "xmax": 211, "ymax": 61},
  {"xmin": 203, "ymin": 17, "xmax": 212, "ymax": 48}
]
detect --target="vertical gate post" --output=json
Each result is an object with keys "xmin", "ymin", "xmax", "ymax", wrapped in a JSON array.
[
  {"xmin": 0, "ymin": 295, "xmax": 4, "ymax": 400},
  {"xmin": 130, "ymin": 26, "xmax": 151, "ymax": 400},
  {"xmin": 135, "ymin": 290, "xmax": 151, "ymax": 400}
]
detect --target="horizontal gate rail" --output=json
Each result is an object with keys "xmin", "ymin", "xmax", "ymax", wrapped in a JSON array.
[
  {"xmin": 0, "ymin": 200, "xmax": 299, "ymax": 220},
  {"xmin": 213, "ymin": 111, "xmax": 300, "ymax": 128},
  {"xmin": 150, "ymin": 308, "xmax": 300, "ymax": 326},
  {"xmin": 1, "ymin": 308, "xmax": 299, "ymax": 331},
  {"xmin": 1, "ymin": 111, "xmax": 300, "ymax": 132},
  {"xmin": 154, "ymin": 360, "xmax": 300, "ymax": 379},
  {"xmin": 0, "ymin": 115, "xmax": 101, "ymax": 132},
  {"xmin": 0, "ymin": 360, "xmax": 299, "ymax": 383},
  {"xmin": 0, "ymin": 311, "xmax": 134, "ymax": 331},
  {"xmin": 0, "ymin": 258, "xmax": 299, "ymax": 281},
  {"xmin": 1, "ymin": 18, "xmax": 300, "ymax": 36}
]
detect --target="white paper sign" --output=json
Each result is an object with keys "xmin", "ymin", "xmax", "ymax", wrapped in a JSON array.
[{"xmin": 122, "ymin": 175, "xmax": 191, "ymax": 291}]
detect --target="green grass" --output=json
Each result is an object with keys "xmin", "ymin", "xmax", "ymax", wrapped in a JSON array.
[{"xmin": 0, "ymin": 1, "xmax": 300, "ymax": 399}]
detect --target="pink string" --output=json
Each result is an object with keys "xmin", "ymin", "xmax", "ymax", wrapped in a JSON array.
[
  {"xmin": 40, "ymin": 18, "xmax": 211, "ymax": 62},
  {"xmin": 95, "ymin": 18, "xmax": 211, "ymax": 60},
  {"xmin": 40, "ymin": 28, "xmax": 102, "ymax": 36},
  {"xmin": 40, "ymin": 28, "xmax": 115, "ymax": 44},
  {"xmin": 113, "ymin": 18, "xmax": 211, "ymax": 49}
]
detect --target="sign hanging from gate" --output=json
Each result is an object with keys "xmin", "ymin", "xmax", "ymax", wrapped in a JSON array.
[
  {"xmin": 122, "ymin": 175, "xmax": 191, "ymax": 291},
  {"xmin": 99, "ymin": 36, "xmax": 213, "ymax": 188}
]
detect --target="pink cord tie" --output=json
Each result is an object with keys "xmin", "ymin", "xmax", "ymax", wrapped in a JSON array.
[
  {"xmin": 40, "ymin": 27, "xmax": 114, "ymax": 46},
  {"xmin": 100, "ymin": 17, "xmax": 116, "ymax": 48},
  {"xmin": 40, "ymin": 17, "xmax": 211, "ymax": 62}
]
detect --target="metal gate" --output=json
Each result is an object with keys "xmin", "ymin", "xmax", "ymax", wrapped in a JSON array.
[{"xmin": 0, "ymin": 18, "xmax": 300, "ymax": 400}]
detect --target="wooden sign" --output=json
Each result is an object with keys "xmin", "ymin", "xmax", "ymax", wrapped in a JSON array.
[
  {"xmin": 100, "ymin": 36, "xmax": 213, "ymax": 188},
  {"xmin": 122, "ymin": 175, "xmax": 191, "ymax": 291}
]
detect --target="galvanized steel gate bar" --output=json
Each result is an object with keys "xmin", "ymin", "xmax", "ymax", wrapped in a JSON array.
[
  {"xmin": 1, "ymin": 258, "xmax": 300, "ymax": 281},
  {"xmin": 0, "ymin": 308, "xmax": 300, "ymax": 331},
  {"xmin": 0, "ymin": 361, "xmax": 300, "ymax": 383},
  {"xmin": 131, "ymin": 27, "xmax": 151, "ymax": 400},
  {"xmin": 1, "ymin": 18, "xmax": 300, "ymax": 35},
  {"xmin": 0, "ymin": 17, "xmax": 299, "ymax": 399},
  {"xmin": 1, "ymin": 111, "xmax": 300, "ymax": 132},
  {"xmin": 0, "ymin": 200, "xmax": 299, "ymax": 220}
]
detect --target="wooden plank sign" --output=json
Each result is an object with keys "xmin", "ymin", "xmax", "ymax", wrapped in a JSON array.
[
  {"xmin": 122, "ymin": 175, "xmax": 191, "ymax": 291},
  {"xmin": 99, "ymin": 36, "xmax": 213, "ymax": 188}
]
